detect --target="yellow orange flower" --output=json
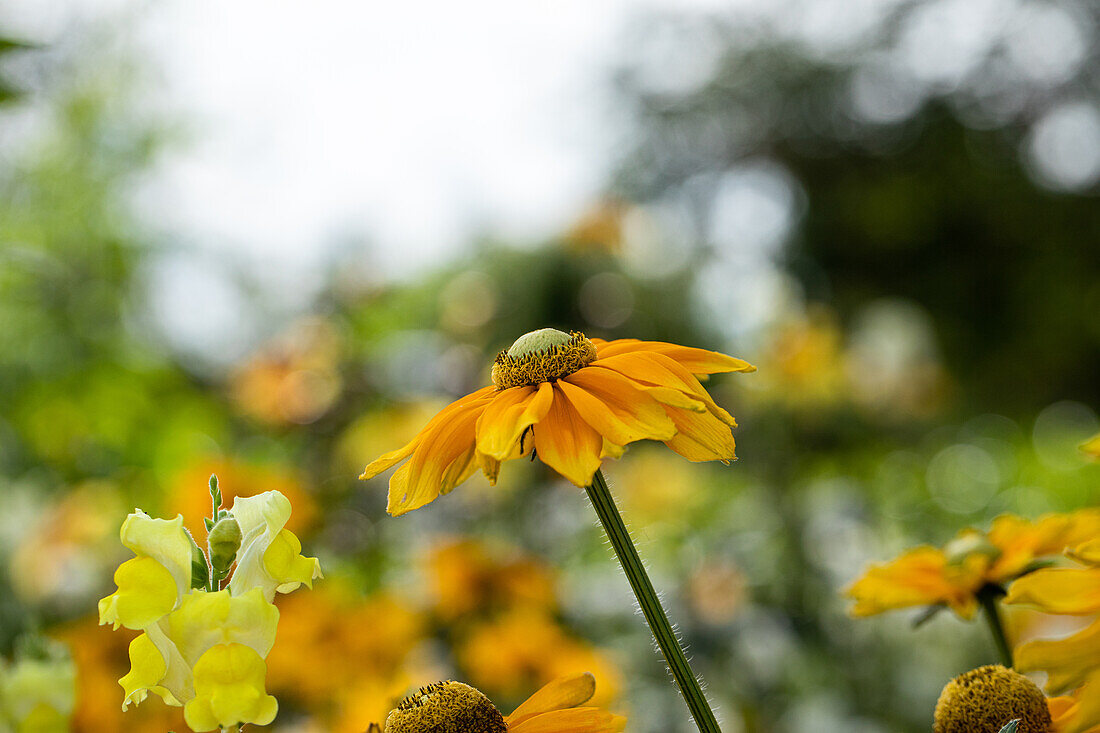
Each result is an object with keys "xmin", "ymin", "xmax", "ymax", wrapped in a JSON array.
[
  {"xmin": 1007, "ymin": 534, "xmax": 1100, "ymax": 733},
  {"xmin": 380, "ymin": 673, "xmax": 625, "ymax": 733},
  {"xmin": 361, "ymin": 329, "xmax": 754, "ymax": 516},
  {"xmin": 847, "ymin": 511, "xmax": 1100, "ymax": 620},
  {"xmin": 457, "ymin": 609, "xmax": 620, "ymax": 708},
  {"xmin": 424, "ymin": 539, "xmax": 557, "ymax": 621}
]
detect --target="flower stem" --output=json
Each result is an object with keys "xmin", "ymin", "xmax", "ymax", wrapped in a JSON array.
[
  {"xmin": 978, "ymin": 585, "xmax": 1013, "ymax": 668},
  {"xmin": 585, "ymin": 469, "xmax": 722, "ymax": 733}
]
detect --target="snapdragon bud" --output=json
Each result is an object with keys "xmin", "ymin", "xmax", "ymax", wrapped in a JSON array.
[{"xmin": 208, "ymin": 517, "xmax": 242, "ymax": 578}]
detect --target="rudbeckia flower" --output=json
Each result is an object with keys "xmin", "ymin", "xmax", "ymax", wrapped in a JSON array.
[
  {"xmin": 1006, "ymin": 535, "xmax": 1100, "ymax": 733},
  {"xmin": 846, "ymin": 510, "xmax": 1100, "ymax": 619},
  {"xmin": 379, "ymin": 672, "xmax": 625, "ymax": 733},
  {"xmin": 99, "ymin": 486, "xmax": 321, "ymax": 732},
  {"xmin": 361, "ymin": 328, "xmax": 754, "ymax": 516}
]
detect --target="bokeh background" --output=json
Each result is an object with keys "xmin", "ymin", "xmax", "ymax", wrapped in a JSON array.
[{"xmin": 1, "ymin": 0, "xmax": 1099, "ymax": 731}]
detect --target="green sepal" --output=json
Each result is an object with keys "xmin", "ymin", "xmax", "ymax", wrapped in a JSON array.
[
  {"xmin": 185, "ymin": 529, "xmax": 210, "ymax": 590},
  {"xmin": 998, "ymin": 719, "xmax": 1020, "ymax": 733},
  {"xmin": 208, "ymin": 516, "xmax": 242, "ymax": 585}
]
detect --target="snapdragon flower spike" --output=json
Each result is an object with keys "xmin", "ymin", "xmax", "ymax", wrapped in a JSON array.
[{"xmin": 98, "ymin": 488, "xmax": 321, "ymax": 732}]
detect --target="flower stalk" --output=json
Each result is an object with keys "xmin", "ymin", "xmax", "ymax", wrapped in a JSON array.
[
  {"xmin": 585, "ymin": 469, "xmax": 722, "ymax": 733},
  {"xmin": 978, "ymin": 584, "xmax": 1013, "ymax": 668}
]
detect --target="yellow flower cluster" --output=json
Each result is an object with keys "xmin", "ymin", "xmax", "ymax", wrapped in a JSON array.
[
  {"xmin": 98, "ymin": 490, "xmax": 321, "ymax": 731},
  {"xmin": 846, "ymin": 510, "xmax": 1100, "ymax": 619},
  {"xmin": 1006, "ymin": 535, "xmax": 1100, "ymax": 733}
]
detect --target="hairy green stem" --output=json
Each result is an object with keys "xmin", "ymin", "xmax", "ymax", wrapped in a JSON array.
[
  {"xmin": 978, "ymin": 585, "xmax": 1013, "ymax": 668},
  {"xmin": 585, "ymin": 469, "xmax": 722, "ymax": 733}
]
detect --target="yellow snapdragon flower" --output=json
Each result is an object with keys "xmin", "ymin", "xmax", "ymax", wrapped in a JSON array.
[{"xmin": 99, "ymin": 486, "xmax": 321, "ymax": 732}]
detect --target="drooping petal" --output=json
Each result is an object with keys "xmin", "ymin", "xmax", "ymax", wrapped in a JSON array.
[
  {"xmin": 229, "ymin": 491, "xmax": 322, "ymax": 601},
  {"xmin": 183, "ymin": 643, "xmax": 278, "ymax": 731},
  {"xmin": 359, "ymin": 386, "xmax": 496, "ymax": 480},
  {"xmin": 507, "ymin": 672, "xmax": 595, "ymax": 724},
  {"xmin": 1060, "ymin": 674, "xmax": 1100, "ymax": 733},
  {"xmin": 563, "ymin": 372, "xmax": 673, "ymax": 444},
  {"xmin": 1004, "ymin": 568, "xmax": 1100, "ymax": 615},
  {"xmin": 661, "ymin": 406, "xmax": 737, "ymax": 463},
  {"xmin": 1016, "ymin": 619, "xmax": 1100, "ymax": 696},
  {"xmin": 387, "ymin": 394, "xmax": 492, "ymax": 516},
  {"xmin": 476, "ymin": 384, "xmax": 554, "ymax": 461},
  {"xmin": 532, "ymin": 385, "xmax": 603, "ymax": 487},
  {"xmin": 508, "ymin": 708, "xmax": 627, "ymax": 733},
  {"xmin": 593, "ymin": 352, "xmax": 735, "ymax": 426},
  {"xmin": 99, "ymin": 557, "xmax": 180, "ymax": 631},
  {"xmin": 596, "ymin": 339, "xmax": 756, "ymax": 375}
]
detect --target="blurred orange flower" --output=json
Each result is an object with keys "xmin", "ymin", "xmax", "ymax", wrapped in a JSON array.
[
  {"xmin": 847, "ymin": 510, "xmax": 1100, "ymax": 619},
  {"xmin": 424, "ymin": 539, "xmax": 557, "ymax": 621},
  {"xmin": 168, "ymin": 459, "xmax": 316, "ymax": 541},
  {"xmin": 267, "ymin": 583, "xmax": 425, "ymax": 730},
  {"xmin": 54, "ymin": 618, "xmax": 185, "ymax": 732},
  {"xmin": 458, "ymin": 608, "xmax": 621, "ymax": 709},
  {"xmin": 362, "ymin": 329, "xmax": 754, "ymax": 516},
  {"xmin": 229, "ymin": 316, "xmax": 343, "ymax": 426}
]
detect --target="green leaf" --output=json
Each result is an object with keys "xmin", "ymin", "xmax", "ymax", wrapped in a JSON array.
[
  {"xmin": 998, "ymin": 720, "xmax": 1020, "ymax": 733},
  {"xmin": 184, "ymin": 529, "xmax": 210, "ymax": 590}
]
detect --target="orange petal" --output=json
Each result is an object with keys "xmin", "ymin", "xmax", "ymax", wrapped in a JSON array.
[
  {"xmin": 1004, "ymin": 568, "xmax": 1100, "ymax": 615},
  {"xmin": 506, "ymin": 673, "xmax": 596, "ymax": 724},
  {"xmin": 559, "ymin": 370, "xmax": 676, "ymax": 445},
  {"xmin": 596, "ymin": 339, "xmax": 755, "ymax": 375},
  {"xmin": 361, "ymin": 386, "xmax": 495, "ymax": 480},
  {"xmin": 509, "ymin": 708, "xmax": 627, "ymax": 733},
  {"xmin": 476, "ymin": 384, "xmax": 554, "ymax": 461},
  {"xmin": 387, "ymin": 395, "xmax": 493, "ymax": 515},
  {"xmin": 593, "ymin": 352, "xmax": 735, "ymax": 426},
  {"xmin": 531, "ymin": 385, "xmax": 603, "ymax": 487}
]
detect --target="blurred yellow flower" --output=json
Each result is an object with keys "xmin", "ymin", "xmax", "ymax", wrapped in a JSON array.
[
  {"xmin": 424, "ymin": 539, "xmax": 557, "ymax": 621},
  {"xmin": 756, "ymin": 309, "xmax": 846, "ymax": 409},
  {"xmin": 1006, "ymin": 534, "xmax": 1100, "ymax": 733},
  {"xmin": 361, "ymin": 329, "xmax": 754, "ymax": 515},
  {"xmin": 847, "ymin": 511, "xmax": 1100, "ymax": 619},
  {"xmin": 458, "ymin": 609, "xmax": 621, "ymax": 709},
  {"xmin": 0, "ymin": 645, "xmax": 76, "ymax": 732},
  {"xmin": 98, "ymin": 489, "xmax": 320, "ymax": 731},
  {"xmin": 1081, "ymin": 433, "xmax": 1100, "ymax": 460},
  {"xmin": 380, "ymin": 673, "xmax": 625, "ymax": 733},
  {"xmin": 563, "ymin": 199, "xmax": 626, "ymax": 254}
]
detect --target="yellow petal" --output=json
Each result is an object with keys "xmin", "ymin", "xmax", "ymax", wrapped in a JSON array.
[
  {"xmin": 183, "ymin": 643, "xmax": 278, "ymax": 731},
  {"xmin": 507, "ymin": 672, "xmax": 595, "ymax": 724},
  {"xmin": 661, "ymin": 406, "xmax": 737, "ymax": 463},
  {"xmin": 164, "ymin": 588, "xmax": 279, "ymax": 667},
  {"xmin": 845, "ymin": 546, "xmax": 983, "ymax": 619},
  {"xmin": 98, "ymin": 557, "xmax": 179, "ymax": 631},
  {"xmin": 229, "ymin": 491, "xmax": 321, "ymax": 601},
  {"xmin": 1080, "ymin": 432, "xmax": 1100, "ymax": 459},
  {"xmin": 118, "ymin": 510, "xmax": 194, "ymax": 600},
  {"xmin": 1061, "ymin": 675, "xmax": 1100, "ymax": 733},
  {"xmin": 1017, "ymin": 618, "xmax": 1100, "ymax": 695},
  {"xmin": 508, "ymin": 708, "xmax": 627, "ymax": 733},
  {"xmin": 119, "ymin": 632, "xmax": 176, "ymax": 710},
  {"xmin": 476, "ymin": 384, "xmax": 553, "ymax": 461},
  {"xmin": 531, "ymin": 385, "xmax": 604, "ymax": 487},
  {"xmin": 593, "ymin": 352, "xmax": 735, "ymax": 426},
  {"xmin": 1005, "ymin": 568, "xmax": 1100, "ymax": 615}
]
